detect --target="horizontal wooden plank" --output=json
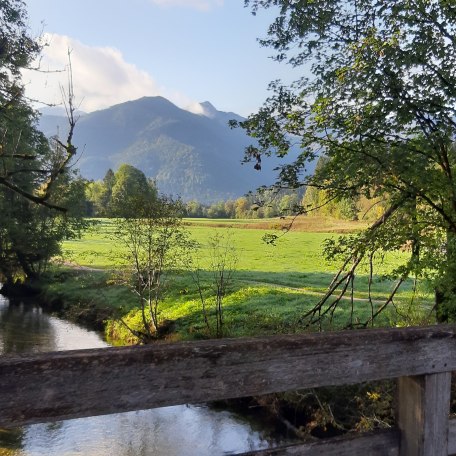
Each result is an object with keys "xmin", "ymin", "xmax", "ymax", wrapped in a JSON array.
[
  {"xmin": 1, "ymin": 325, "xmax": 456, "ymax": 427},
  {"xmin": 448, "ymin": 419, "xmax": 456, "ymax": 455},
  {"xmin": 240, "ymin": 428, "xmax": 399, "ymax": 455}
]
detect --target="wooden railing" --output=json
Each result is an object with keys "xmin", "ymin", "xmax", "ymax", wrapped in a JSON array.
[{"xmin": 1, "ymin": 325, "xmax": 456, "ymax": 455}]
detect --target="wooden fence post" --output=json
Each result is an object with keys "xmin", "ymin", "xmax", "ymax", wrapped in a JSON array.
[{"xmin": 397, "ymin": 372, "xmax": 451, "ymax": 456}]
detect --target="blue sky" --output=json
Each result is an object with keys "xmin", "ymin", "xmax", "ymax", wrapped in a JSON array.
[{"xmin": 23, "ymin": 0, "xmax": 296, "ymax": 116}]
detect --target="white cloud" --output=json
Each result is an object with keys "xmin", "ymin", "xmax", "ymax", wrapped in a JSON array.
[
  {"xmin": 150, "ymin": 0, "xmax": 223, "ymax": 11},
  {"xmin": 185, "ymin": 101, "xmax": 206, "ymax": 115},
  {"xmin": 22, "ymin": 34, "xmax": 200, "ymax": 113}
]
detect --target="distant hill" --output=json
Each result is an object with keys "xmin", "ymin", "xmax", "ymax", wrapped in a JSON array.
[{"xmin": 38, "ymin": 97, "xmax": 289, "ymax": 202}]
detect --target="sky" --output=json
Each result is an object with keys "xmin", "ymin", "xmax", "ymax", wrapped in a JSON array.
[{"xmin": 22, "ymin": 0, "xmax": 296, "ymax": 117}]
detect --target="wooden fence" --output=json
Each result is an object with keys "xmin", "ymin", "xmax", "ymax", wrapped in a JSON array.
[{"xmin": 1, "ymin": 325, "xmax": 456, "ymax": 455}]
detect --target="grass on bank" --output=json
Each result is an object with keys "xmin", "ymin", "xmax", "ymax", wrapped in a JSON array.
[
  {"xmin": 41, "ymin": 217, "xmax": 436, "ymax": 344},
  {"xmin": 40, "ymin": 216, "xmax": 437, "ymax": 440}
]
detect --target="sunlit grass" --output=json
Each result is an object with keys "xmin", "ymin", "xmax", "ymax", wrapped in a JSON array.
[{"xmin": 52, "ymin": 217, "xmax": 435, "ymax": 342}]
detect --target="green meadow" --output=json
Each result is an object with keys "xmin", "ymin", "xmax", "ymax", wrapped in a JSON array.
[{"xmin": 50, "ymin": 217, "xmax": 435, "ymax": 343}]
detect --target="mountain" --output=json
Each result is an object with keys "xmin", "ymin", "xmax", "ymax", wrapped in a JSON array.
[
  {"xmin": 39, "ymin": 106, "xmax": 87, "ymax": 117},
  {"xmin": 38, "ymin": 96, "xmax": 283, "ymax": 202}
]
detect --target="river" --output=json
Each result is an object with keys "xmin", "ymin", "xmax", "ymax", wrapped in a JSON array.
[{"xmin": 0, "ymin": 293, "xmax": 294, "ymax": 455}]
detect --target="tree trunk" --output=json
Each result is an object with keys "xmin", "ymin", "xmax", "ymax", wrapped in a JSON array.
[
  {"xmin": 15, "ymin": 251, "xmax": 38, "ymax": 281},
  {"xmin": 435, "ymin": 229, "xmax": 456, "ymax": 322}
]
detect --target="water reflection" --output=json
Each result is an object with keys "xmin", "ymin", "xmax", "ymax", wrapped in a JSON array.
[
  {"xmin": 18, "ymin": 407, "xmax": 273, "ymax": 456},
  {"xmin": 0, "ymin": 293, "xmax": 290, "ymax": 455},
  {"xmin": 0, "ymin": 297, "xmax": 108, "ymax": 354},
  {"xmin": 0, "ymin": 299, "xmax": 56, "ymax": 354}
]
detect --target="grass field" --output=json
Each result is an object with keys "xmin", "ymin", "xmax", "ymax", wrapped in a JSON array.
[{"xmin": 49, "ymin": 216, "xmax": 435, "ymax": 343}]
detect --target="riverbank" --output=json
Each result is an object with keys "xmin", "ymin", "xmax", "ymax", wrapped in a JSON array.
[
  {"xmin": 0, "ymin": 270, "xmax": 120, "ymax": 333},
  {"xmin": 2, "ymin": 266, "xmax": 398, "ymax": 440},
  {"xmin": 0, "ymin": 211, "xmax": 432, "ymax": 438},
  {"xmin": 0, "ymin": 292, "xmax": 295, "ymax": 456},
  {"xmin": 38, "ymin": 269, "xmax": 124, "ymax": 332},
  {"xmin": 31, "ymin": 266, "xmax": 320, "ymax": 344}
]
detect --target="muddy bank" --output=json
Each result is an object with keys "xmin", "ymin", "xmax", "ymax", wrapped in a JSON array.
[{"xmin": 37, "ymin": 291, "xmax": 112, "ymax": 332}]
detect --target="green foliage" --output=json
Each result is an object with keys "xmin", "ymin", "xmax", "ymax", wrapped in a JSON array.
[
  {"xmin": 110, "ymin": 164, "xmax": 156, "ymax": 217},
  {"xmin": 111, "ymin": 195, "xmax": 195, "ymax": 341},
  {"xmin": 206, "ymin": 200, "xmax": 227, "ymax": 218},
  {"xmin": 184, "ymin": 188, "xmax": 304, "ymax": 220},
  {"xmin": 86, "ymin": 169, "xmax": 115, "ymax": 216},
  {"xmin": 0, "ymin": 1, "xmax": 78, "ymax": 208},
  {"xmin": 302, "ymin": 158, "xmax": 360, "ymax": 220},
  {"xmin": 86, "ymin": 164, "xmax": 157, "ymax": 218},
  {"xmin": 0, "ymin": 1, "xmax": 86, "ymax": 282},
  {"xmin": 241, "ymin": 0, "xmax": 456, "ymax": 322},
  {"xmin": 0, "ymin": 171, "xmax": 88, "ymax": 282},
  {"xmin": 185, "ymin": 199, "xmax": 204, "ymax": 218}
]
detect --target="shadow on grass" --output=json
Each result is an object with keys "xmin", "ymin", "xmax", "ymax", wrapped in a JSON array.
[
  {"xmin": 43, "ymin": 267, "xmax": 434, "ymax": 343},
  {"xmin": 161, "ymin": 271, "xmax": 433, "ymax": 340},
  {"xmin": 233, "ymin": 270, "xmax": 425, "ymax": 295}
]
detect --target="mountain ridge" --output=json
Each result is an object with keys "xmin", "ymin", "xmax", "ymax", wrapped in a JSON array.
[{"xmin": 38, "ymin": 96, "xmax": 282, "ymax": 203}]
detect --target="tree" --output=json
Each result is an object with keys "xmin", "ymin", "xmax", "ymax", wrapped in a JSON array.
[
  {"xmin": 103, "ymin": 168, "xmax": 116, "ymax": 193},
  {"xmin": 192, "ymin": 231, "xmax": 237, "ymax": 338},
  {"xmin": 113, "ymin": 195, "xmax": 194, "ymax": 342},
  {"xmin": 98, "ymin": 168, "xmax": 116, "ymax": 215},
  {"xmin": 185, "ymin": 200, "xmax": 204, "ymax": 218},
  {"xmin": 224, "ymin": 199, "xmax": 236, "ymax": 218},
  {"xmin": 86, "ymin": 165, "xmax": 157, "ymax": 218},
  {"xmin": 0, "ymin": 1, "xmax": 85, "ymax": 286},
  {"xmin": 86, "ymin": 180, "xmax": 107, "ymax": 216},
  {"xmin": 0, "ymin": 157, "xmax": 87, "ymax": 284},
  {"xmin": 235, "ymin": 196, "xmax": 250, "ymax": 218},
  {"xmin": 278, "ymin": 193, "xmax": 300, "ymax": 216},
  {"xmin": 239, "ymin": 0, "xmax": 456, "ymax": 324},
  {"xmin": 109, "ymin": 164, "xmax": 156, "ymax": 218},
  {"xmin": 0, "ymin": 0, "xmax": 77, "ymax": 210},
  {"xmin": 207, "ymin": 201, "xmax": 227, "ymax": 218},
  {"xmin": 301, "ymin": 156, "xmax": 359, "ymax": 220}
]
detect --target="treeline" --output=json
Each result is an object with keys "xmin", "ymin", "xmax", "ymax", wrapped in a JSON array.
[
  {"xmin": 85, "ymin": 164, "xmax": 306, "ymax": 219},
  {"xmin": 301, "ymin": 156, "xmax": 386, "ymax": 222},
  {"xmin": 194, "ymin": 185, "xmax": 385, "ymax": 221},
  {"xmin": 302, "ymin": 188, "xmax": 386, "ymax": 222},
  {"xmin": 190, "ymin": 157, "xmax": 387, "ymax": 221},
  {"xmin": 85, "ymin": 163, "xmax": 382, "ymax": 221},
  {"xmin": 185, "ymin": 190, "xmax": 304, "ymax": 219}
]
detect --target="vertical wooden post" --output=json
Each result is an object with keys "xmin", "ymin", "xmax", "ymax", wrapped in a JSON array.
[{"xmin": 397, "ymin": 372, "xmax": 451, "ymax": 456}]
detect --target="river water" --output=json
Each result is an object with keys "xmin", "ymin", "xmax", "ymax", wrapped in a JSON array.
[{"xmin": 0, "ymin": 294, "xmax": 292, "ymax": 455}]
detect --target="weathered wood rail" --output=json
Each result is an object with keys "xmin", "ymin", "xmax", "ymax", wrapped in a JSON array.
[{"xmin": 1, "ymin": 325, "xmax": 456, "ymax": 455}]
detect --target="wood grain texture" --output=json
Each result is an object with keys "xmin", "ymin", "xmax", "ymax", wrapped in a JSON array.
[
  {"xmin": 397, "ymin": 373, "xmax": 451, "ymax": 456},
  {"xmin": 448, "ymin": 419, "xmax": 456, "ymax": 455},
  {"xmin": 1, "ymin": 325, "xmax": 456, "ymax": 427},
  {"xmin": 240, "ymin": 428, "xmax": 400, "ymax": 455}
]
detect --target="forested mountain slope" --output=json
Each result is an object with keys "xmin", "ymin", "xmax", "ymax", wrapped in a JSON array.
[{"xmin": 39, "ymin": 97, "xmax": 285, "ymax": 202}]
